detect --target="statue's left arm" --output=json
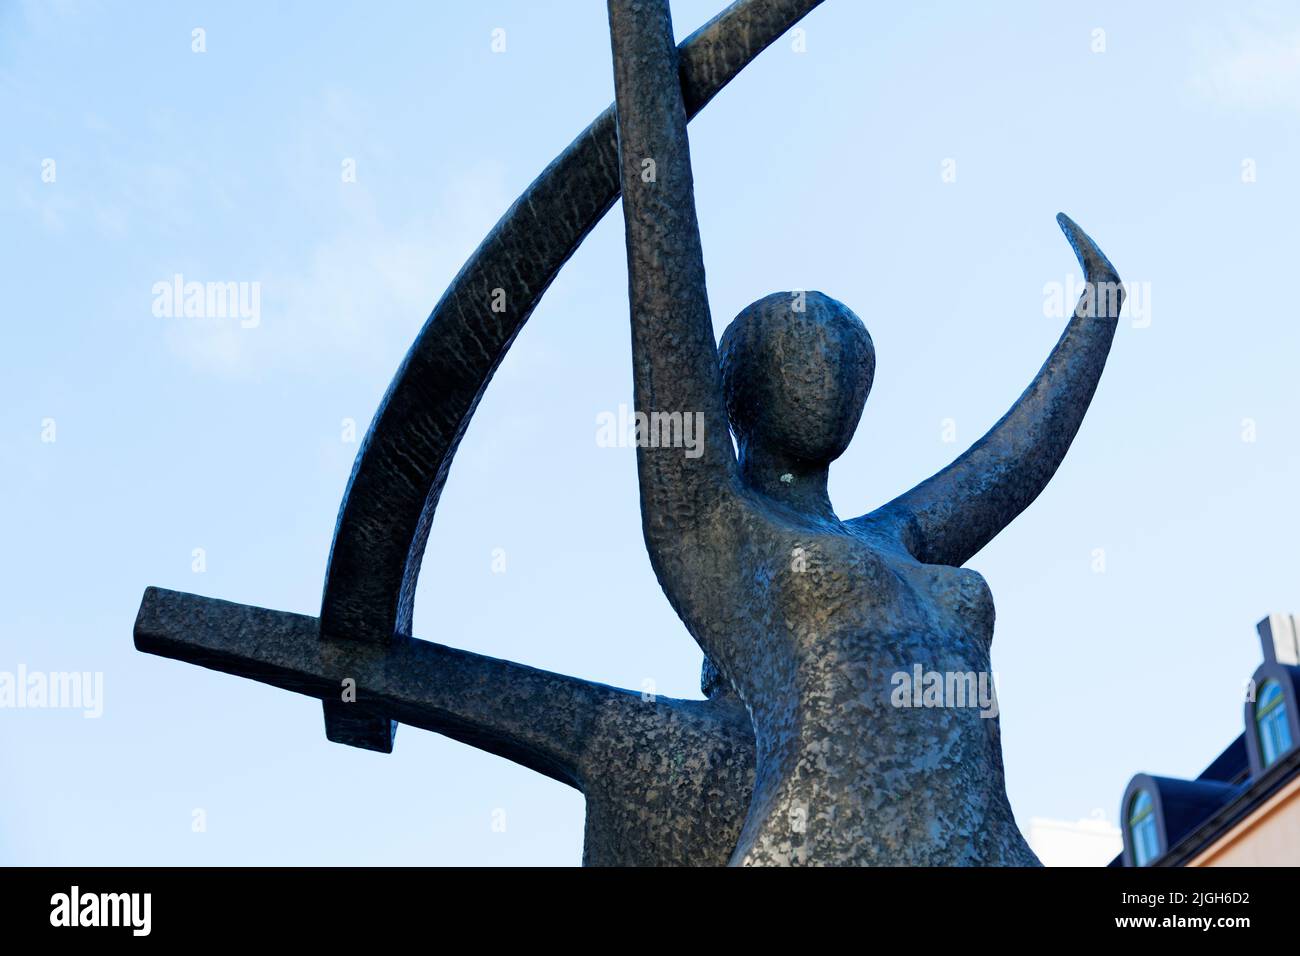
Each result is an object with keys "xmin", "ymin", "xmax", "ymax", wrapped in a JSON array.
[
  {"xmin": 857, "ymin": 214, "xmax": 1125, "ymax": 567},
  {"xmin": 608, "ymin": 1, "xmax": 742, "ymax": 584}
]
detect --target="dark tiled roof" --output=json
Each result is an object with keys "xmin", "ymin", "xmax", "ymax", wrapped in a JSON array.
[
  {"xmin": 1155, "ymin": 743, "xmax": 1300, "ymax": 866},
  {"xmin": 1108, "ymin": 734, "xmax": 1267, "ymax": 866},
  {"xmin": 1197, "ymin": 734, "xmax": 1249, "ymax": 784}
]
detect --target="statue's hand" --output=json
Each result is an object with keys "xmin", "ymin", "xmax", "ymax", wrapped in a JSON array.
[{"xmin": 1056, "ymin": 211, "xmax": 1122, "ymax": 300}]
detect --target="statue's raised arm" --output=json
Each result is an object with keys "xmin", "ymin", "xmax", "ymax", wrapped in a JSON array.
[
  {"xmin": 857, "ymin": 213, "xmax": 1125, "ymax": 567},
  {"xmin": 608, "ymin": 0, "xmax": 741, "ymax": 568}
]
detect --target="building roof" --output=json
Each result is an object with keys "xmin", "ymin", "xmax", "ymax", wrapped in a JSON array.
[
  {"xmin": 1154, "ymin": 743, "xmax": 1300, "ymax": 865},
  {"xmin": 1114, "ymin": 615, "xmax": 1300, "ymax": 866}
]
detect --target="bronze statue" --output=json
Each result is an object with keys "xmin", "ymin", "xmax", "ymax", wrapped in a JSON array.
[
  {"xmin": 608, "ymin": 0, "xmax": 1122, "ymax": 864},
  {"xmin": 135, "ymin": 0, "xmax": 1124, "ymax": 865}
]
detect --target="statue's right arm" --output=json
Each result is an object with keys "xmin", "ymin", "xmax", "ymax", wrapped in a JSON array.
[
  {"xmin": 320, "ymin": 0, "xmax": 824, "ymax": 646},
  {"xmin": 608, "ymin": 0, "xmax": 742, "ymax": 582}
]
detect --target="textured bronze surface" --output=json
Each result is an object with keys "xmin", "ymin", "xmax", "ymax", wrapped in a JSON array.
[
  {"xmin": 608, "ymin": 0, "xmax": 1123, "ymax": 864},
  {"xmin": 135, "ymin": 0, "xmax": 810, "ymax": 866},
  {"xmin": 317, "ymin": 0, "xmax": 825, "ymax": 753},
  {"xmin": 136, "ymin": 0, "xmax": 1125, "ymax": 866}
]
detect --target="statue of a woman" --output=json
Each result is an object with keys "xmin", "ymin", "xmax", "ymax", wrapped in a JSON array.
[
  {"xmin": 607, "ymin": 0, "xmax": 1125, "ymax": 865},
  {"xmin": 134, "ymin": 0, "xmax": 1128, "ymax": 867}
]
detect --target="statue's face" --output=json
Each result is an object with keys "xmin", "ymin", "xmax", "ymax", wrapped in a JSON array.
[{"xmin": 720, "ymin": 291, "xmax": 874, "ymax": 464}]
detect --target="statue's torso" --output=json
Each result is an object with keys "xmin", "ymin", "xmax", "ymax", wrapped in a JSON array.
[{"xmin": 695, "ymin": 496, "xmax": 1036, "ymax": 865}]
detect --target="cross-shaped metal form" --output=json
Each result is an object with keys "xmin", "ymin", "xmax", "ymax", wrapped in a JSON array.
[
  {"xmin": 136, "ymin": 585, "xmax": 680, "ymax": 788},
  {"xmin": 133, "ymin": 0, "xmax": 822, "ymax": 866}
]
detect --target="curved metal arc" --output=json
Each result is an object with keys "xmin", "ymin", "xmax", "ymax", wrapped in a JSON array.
[{"xmin": 318, "ymin": 0, "xmax": 825, "ymax": 751}]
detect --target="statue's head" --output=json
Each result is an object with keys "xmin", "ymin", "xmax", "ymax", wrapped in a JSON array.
[{"xmin": 720, "ymin": 291, "xmax": 874, "ymax": 465}]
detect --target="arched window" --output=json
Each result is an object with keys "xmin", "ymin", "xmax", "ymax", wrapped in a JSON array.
[
  {"xmin": 1129, "ymin": 790, "xmax": 1159, "ymax": 866},
  {"xmin": 1256, "ymin": 680, "xmax": 1293, "ymax": 768}
]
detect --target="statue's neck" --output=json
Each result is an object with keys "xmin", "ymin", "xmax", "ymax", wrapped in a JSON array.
[{"xmin": 738, "ymin": 442, "xmax": 837, "ymax": 522}]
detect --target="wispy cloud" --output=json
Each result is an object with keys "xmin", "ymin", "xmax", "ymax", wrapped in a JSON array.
[
  {"xmin": 161, "ymin": 90, "xmax": 512, "ymax": 381},
  {"xmin": 1189, "ymin": 7, "xmax": 1300, "ymax": 110}
]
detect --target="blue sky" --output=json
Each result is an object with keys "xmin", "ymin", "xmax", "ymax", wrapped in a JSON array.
[{"xmin": 3, "ymin": 0, "xmax": 1299, "ymax": 865}]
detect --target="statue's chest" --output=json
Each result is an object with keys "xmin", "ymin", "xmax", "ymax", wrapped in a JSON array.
[
  {"xmin": 899, "ymin": 560, "xmax": 996, "ymax": 643},
  {"xmin": 768, "ymin": 531, "xmax": 995, "ymax": 652}
]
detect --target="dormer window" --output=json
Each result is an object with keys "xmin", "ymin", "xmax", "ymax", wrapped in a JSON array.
[
  {"xmin": 1128, "ymin": 790, "xmax": 1159, "ymax": 866},
  {"xmin": 1256, "ymin": 680, "xmax": 1293, "ymax": 768}
]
